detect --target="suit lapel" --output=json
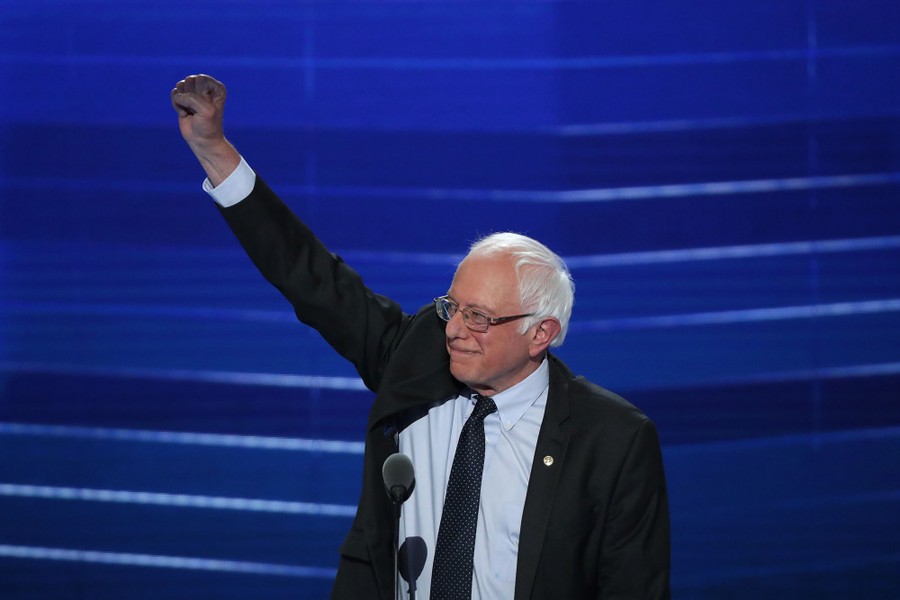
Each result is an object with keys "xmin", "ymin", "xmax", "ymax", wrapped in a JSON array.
[{"xmin": 514, "ymin": 357, "xmax": 572, "ymax": 600}]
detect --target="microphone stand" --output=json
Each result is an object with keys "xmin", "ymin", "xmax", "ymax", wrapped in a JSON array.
[
  {"xmin": 390, "ymin": 485, "xmax": 404, "ymax": 600},
  {"xmin": 383, "ymin": 453, "xmax": 414, "ymax": 600},
  {"xmin": 394, "ymin": 496, "xmax": 400, "ymax": 600}
]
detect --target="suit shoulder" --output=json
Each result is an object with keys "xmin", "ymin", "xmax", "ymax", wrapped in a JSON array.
[
  {"xmin": 574, "ymin": 377, "xmax": 648, "ymax": 421},
  {"xmin": 550, "ymin": 356, "xmax": 651, "ymax": 428}
]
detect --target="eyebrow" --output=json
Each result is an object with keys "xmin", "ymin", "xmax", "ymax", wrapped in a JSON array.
[{"xmin": 445, "ymin": 293, "xmax": 495, "ymax": 315}]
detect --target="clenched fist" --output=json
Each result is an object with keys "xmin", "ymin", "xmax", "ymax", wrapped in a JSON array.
[{"xmin": 172, "ymin": 74, "xmax": 239, "ymax": 187}]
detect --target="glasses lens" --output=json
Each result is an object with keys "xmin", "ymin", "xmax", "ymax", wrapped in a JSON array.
[
  {"xmin": 435, "ymin": 297, "xmax": 453, "ymax": 321},
  {"xmin": 465, "ymin": 310, "xmax": 489, "ymax": 332},
  {"xmin": 435, "ymin": 298, "xmax": 492, "ymax": 332}
]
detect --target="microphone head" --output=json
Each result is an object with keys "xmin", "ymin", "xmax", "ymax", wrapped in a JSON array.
[
  {"xmin": 382, "ymin": 453, "xmax": 415, "ymax": 504},
  {"xmin": 399, "ymin": 536, "xmax": 428, "ymax": 587}
]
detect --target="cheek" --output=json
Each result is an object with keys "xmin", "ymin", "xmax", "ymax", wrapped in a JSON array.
[
  {"xmin": 486, "ymin": 337, "xmax": 531, "ymax": 374},
  {"xmin": 473, "ymin": 342, "xmax": 507, "ymax": 375}
]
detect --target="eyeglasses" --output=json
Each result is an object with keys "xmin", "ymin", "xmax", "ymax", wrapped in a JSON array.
[{"xmin": 434, "ymin": 295, "xmax": 534, "ymax": 333}]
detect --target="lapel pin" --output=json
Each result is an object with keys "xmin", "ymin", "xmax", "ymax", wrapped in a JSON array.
[{"xmin": 543, "ymin": 455, "xmax": 554, "ymax": 466}]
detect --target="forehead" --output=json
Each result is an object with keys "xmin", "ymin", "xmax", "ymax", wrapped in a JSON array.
[{"xmin": 449, "ymin": 253, "xmax": 520, "ymax": 311}]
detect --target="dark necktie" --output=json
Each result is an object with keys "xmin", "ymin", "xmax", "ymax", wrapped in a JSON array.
[{"xmin": 430, "ymin": 394, "xmax": 498, "ymax": 599}]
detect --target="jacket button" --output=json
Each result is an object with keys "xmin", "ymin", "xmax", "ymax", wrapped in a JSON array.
[{"xmin": 543, "ymin": 455, "xmax": 554, "ymax": 466}]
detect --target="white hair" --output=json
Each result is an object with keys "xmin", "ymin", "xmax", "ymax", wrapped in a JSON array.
[{"xmin": 464, "ymin": 232, "xmax": 574, "ymax": 347}]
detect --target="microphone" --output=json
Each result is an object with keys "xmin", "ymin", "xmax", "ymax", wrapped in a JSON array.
[
  {"xmin": 383, "ymin": 452, "xmax": 415, "ymax": 504},
  {"xmin": 399, "ymin": 536, "xmax": 428, "ymax": 600},
  {"xmin": 383, "ymin": 453, "xmax": 415, "ymax": 600}
]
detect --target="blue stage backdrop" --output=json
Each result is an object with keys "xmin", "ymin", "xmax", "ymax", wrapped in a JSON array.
[{"xmin": 2, "ymin": 2, "xmax": 899, "ymax": 598}]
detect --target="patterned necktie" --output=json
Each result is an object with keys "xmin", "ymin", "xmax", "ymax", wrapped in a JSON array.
[{"xmin": 431, "ymin": 394, "xmax": 498, "ymax": 599}]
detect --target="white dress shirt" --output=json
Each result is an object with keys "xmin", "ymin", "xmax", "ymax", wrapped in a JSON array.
[{"xmin": 398, "ymin": 360, "xmax": 548, "ymax": 599}]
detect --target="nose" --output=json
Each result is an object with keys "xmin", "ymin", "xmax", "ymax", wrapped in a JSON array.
[{"xmin": 445, "ymin": 307, "xmax": 468, "ymax": 338}]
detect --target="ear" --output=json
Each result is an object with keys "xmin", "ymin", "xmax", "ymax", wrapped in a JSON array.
[{"xmin": 529, "ymin": 318, "xmax": 561, "ymax": 358}]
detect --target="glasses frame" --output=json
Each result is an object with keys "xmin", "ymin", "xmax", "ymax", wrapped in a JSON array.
[{"xmin": 434, "ymin": 295, "xmax": 534, "ymax": 333}]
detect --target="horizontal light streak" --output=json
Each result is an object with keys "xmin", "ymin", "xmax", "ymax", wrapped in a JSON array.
[
  {"xmin": 667, "ymin": 425, "xmax": 900, "ymax": 454},
  {"xmin": 0, "ymin": 361, "xmax": 368, "ymax": 393},
  {"xmin": 0, "ymin": 483, "xmax": 356, "ymax": 518},
  {"xmin": 676, "ymin": 552, "xmax": 900, "ymax": 588},
  {"xmin": 674, "ymin": 488, "xmax": 900, "ymax": 520},
  {"xmin": 5, "ymin": 171, "xmax": 900, "ymax": 204},
  {"xmin": 728, "ymin": 361, "xmax": 900, "ymax": 385},
  {"xmin": 276, "ymin": 171, "xmax": 900, "ymax": 204},
  {"xmin": 544, "ymin": 172, "xmax": 900, "ymax": 202},
  {"xmin": 4, "ymin": 360, "xmax": 900, "ymax": 401},
  {"xmin": 341, "ymin": 235, "xmax": 900, "ymax": 268},
  {"xmin": 0, "ymin": 544, "xmax": 336, "ymax": 579},
  {"xmin": 640, "ymin": 361, "xmax": 900, "ymax": 395},
  {"xmin": 3, "ymin": 297, "xmax": 900, "ymax": 370},
  {"xmin": 5, "ymin": 108, "xmax": 895, "ymax": 138},
  {"xmin": 556, "ymin": 110, "xmax": 900, "ymax": 136},
  {"xmin": 564, "ymin": 235, "xmax": 900, "ymax": 268},
  {"xmin": 11, "ymin": 290, "xmax": 898, "ymax": 332},
  {"xmin": 4, "ymin": 235, "xmax": 899, "ymax": 273},
  {"xmin": 572, "ymin": 298, "xmax": 900, "ymax": 332},
  {"xmin": 2, "ymin": 44, "xmax": 900, "ymax": 70},
  {"xmin": 0, "ymin": 301, "xmax": 299, "ymax": 323},
  {"xmin": 4, "ymin": 295, "xmax": 900, "ymax": 336},
  {"xmin": 6, "ymin": 233, "xmax": 900, "ymax": 276},
  {"xmin": 0, "ymin": 421, "xmax": 365, "ymax": 454}
]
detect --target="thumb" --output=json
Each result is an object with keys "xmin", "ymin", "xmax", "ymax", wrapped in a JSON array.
[
  {"xmin": 171, "ymin": 88, "xmax": 213, "ymax": 118},
  {"xmin": 171, "ymin": 88, "xmax": 194, "ymax": 117}
]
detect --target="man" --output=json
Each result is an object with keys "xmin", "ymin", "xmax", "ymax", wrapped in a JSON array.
[{"xmin": 172, "ymin": 74, "xmax": 670, "ymax": 599}]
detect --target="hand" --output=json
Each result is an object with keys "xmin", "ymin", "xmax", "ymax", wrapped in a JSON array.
[
  {"xmin": 171, "ymin": 74, "xmax": 227, "ymax": 150},
  {"xmin": 171, "ymin": 74, "xmax": 240, "ymax": 186}
]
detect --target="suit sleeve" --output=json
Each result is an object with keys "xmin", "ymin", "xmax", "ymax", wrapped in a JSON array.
[
  {"xmin": 597, "ymin": 418, "xmax": 671, "ymax": 599},
  {"xmin": 216, "ymin": 175, "xmax": 408, "ymax": 392}
]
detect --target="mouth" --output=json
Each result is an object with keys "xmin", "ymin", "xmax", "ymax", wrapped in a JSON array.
[{"xmin": 447, "ymin": 343, "xmax": 478, "ymax": 358}]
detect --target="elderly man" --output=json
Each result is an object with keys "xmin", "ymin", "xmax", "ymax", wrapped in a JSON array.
[{"xmin": 172, "ymin": 74, "xmax": 670, "ymax": 600}]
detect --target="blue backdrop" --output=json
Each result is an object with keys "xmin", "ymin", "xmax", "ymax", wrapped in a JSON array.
[{"xmin": 2, "ymin": 1, "xmax": 899, "ymax": 598}]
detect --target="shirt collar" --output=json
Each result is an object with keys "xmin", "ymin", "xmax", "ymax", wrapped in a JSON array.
[{"xmin": 480, "ymin": 358, "xmax": 549, "ymax": 432}]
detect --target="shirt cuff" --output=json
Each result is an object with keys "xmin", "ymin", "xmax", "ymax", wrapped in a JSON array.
[{"xmin": 202, "ymin": 157, "xmax": 256, "ymax": 208}]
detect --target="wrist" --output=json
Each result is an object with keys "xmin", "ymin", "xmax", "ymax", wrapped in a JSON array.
[{"xmin": 190, "ymin": 137, "xmax": 241, "ymax": 187}]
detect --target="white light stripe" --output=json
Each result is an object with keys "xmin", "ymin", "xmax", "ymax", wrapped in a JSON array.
[
  {"xmin": 3, "ymin": 43, "xmax": 899, "ymax": 70},
  {"xmin": 3, "ymin": 235, "xmax": 899, "ymax": 276},
  {"xmin": 0, "ymin": 544, "xmax": 336, "ymax": 579},
  {"xmin": 734, "ymin": 361, "xmax": 900, "ymax": 384},
  {"xmin": 541, "ymin": 172, "xmax": 900, "ymax": 203},
  {"xmin": 0, "ymin": 422, "xmax": 365, "ymax": 455},
  {"xmin": 0, "ymin": 301, "xmax": 299, "ymax": 323},
  {"xmin": 7, "ymin": 171, "xmax": 900, "ymax": 204},
  {"xmin": 275, "ymin": 171, "xmax": 900, "ymax": 203},
  {"xmin": 0, "ymin": 483, "xmax": 356, "ymax": 518},
  {"xmin": 666, "ymin": 426, "xmax": 900, "ymax": 457},
  {"xmin": 565, "ymin": 235, "xmax": 900, "ymax": 268},
  {"xmin": 572, "ymin": 298, "xmax": 900, "ymax": 332},
  {"xmin": 649, "ymin": 361, "xmax": 900, "ymax": 393},
  {"xmin": 556, "ymin": 110, "xmax": 900, "ymax": 136},
  {"xmin": 0, "ymin": 361, "xmax": 368, "ymax": 392}
]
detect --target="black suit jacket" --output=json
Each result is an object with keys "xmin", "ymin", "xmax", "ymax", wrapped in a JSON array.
[{"xmin": 218, "ymin": 176, "xmax": 670, "ymax": 599}]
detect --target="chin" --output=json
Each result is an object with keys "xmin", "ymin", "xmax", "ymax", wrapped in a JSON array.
[{"xmin": 449, "ymin": 361, "xmax": 476, "ymax": 387}]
